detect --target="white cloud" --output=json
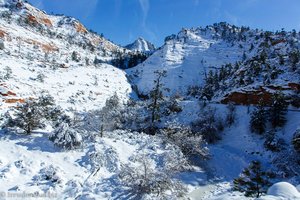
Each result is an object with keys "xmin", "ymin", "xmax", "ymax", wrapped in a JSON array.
[{"xmin": 138, "ymin": 0, "xmax": 149, "ymax": 26}]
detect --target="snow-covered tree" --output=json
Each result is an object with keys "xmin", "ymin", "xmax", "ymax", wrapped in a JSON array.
[
  {"xmin": 250, "ymin": 102, "xmax": 267, "ymax": 135},
  {"xmin": 163, "ymin": 123, "xmax": 209, "ymax": 161},
  {"xmin": 191, "ymin": 107, "xmax": 223, "ymax": 143},
  {"xmin": 88, "ymin": 144, "xmax": 119, "ymax": 174},
  {"xmin": 118, "ymin": 155, "xmax": 187, "ymax": 199},
  {"xmin": 4, "ymin": 99, "xmax": 44, "ymax": 134},
  {"xmin": 49, "ymin": 122, "xmax": 82, "ymax": 150},
  {"xmin": 292, "ymin": 129, "xmax": 300, "ymax": 153},
  {"xmin": 83, "ymin": 93, "xmax": 122, "ymax": 134},
  {"xmin": 233, "ymin": 160, "xmax": 273, "ymax": 198},
  {"xmin": 148, "ymin": 70, "xmax": 167, "ymax": 128},
  {"xmin": 226, "ymin": 103, "xmax": 236, "ymax": 127},
  {"xmin": 100, "ymin": 92, "xmax": 122, "ymax": 132},
  {"xmin": 268, "ymin": 93, "xmax": 288, "ymax": 128}
]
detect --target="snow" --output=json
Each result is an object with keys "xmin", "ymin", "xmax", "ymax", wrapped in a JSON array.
[
  {"xmin": 125, "ymin": 37, "xmax": 155, "ymax": 53},
  {"xmin": 0, "ymin": 2, "xmax": 300, "ymax": 200},
  {"xmin": 127, "ymin": 28, "xmax": 246, "ymax": 96},
  {"xmin": 260, "ymin": 182, "xmax": 300, "ymax": 200}
]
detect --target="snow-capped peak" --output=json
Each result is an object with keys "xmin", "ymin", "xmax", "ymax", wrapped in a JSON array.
[
  {"xmin": 125, "ymin": 37, "xmax": 155, "ymax": 53},
  {"xmin": 0, "ymin": 0, "xmax": 22, "ymax": 6}
]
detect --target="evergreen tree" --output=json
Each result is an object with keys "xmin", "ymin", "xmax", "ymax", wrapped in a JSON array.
[
  {"xmin": 268, "ymin": 93, "xmax": 288, "ymax": 128},
  {"xmin": 148, "ymin": 70, "xmax": 166, "ymax": 127},
  {"xmin": 226, "ymin": 103, "xmax": 236, "ymax": 127},
  {"xmin": 100, "ymin": 92, "xmax": 122, "ymax": 132},
  {"xmin": 49, "ymin": 122, "xmax": 82, "ymax": 150},
  {"xmin": 9, "ymin": 100, "xmax": 44, "ymax": 134},
  {"xmin": 233, "ymin": 160, "xmax": 272, "ymax": 198},
  {"xmin": 292, "ymin": 129, "xmax": 300, "ymax": 153},
  {"xmin": 250, "ymin": 101, "xmax": 267, "ymax": 134}
]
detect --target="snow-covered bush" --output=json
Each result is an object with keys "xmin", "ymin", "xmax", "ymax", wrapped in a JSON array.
[
  {"xmin": 33, "ymin": 165, "xmax": 62, "ymax": 186},
  {"xmin": 0, "ymin": 39, "xmax": 4, "ymax": 50},
  {"xmin": 88, "ymin": 144, "xmax": 119, "ymax": 173},
  {"xmin": 120, "ymin": 99, "xmax": 151, "ymax": 132},
  {"xmin": 191, "ymin": 107, "xmax": 223, "ymax": 143},
  {"xmin": 272, "ymin": 149, "xmax": 300, "ymax": 179},
  {"xmin": 0, "ymin": 66, "xmax": 12, "ymax": 81},
  {"xmin": 162, "ymin": 123, "xmax": 209, "ymax": 161},
  {"xmin": 264, "ymin": 130, "xmax": 286, "ymax": 152},
  {"xmin": 79, "ymin": 93, "xmax": 123, "ymax": 137},
  {"xmin": 163, "ymin": 97, "xmax": 182, "ymax": 116},
  {"xmin": 118, "ymin": 155, "xmax": 187, "ymax": 199},
  {"xmin": 49, "ymin": 122, "xmax": 82, "ymax": 150}
]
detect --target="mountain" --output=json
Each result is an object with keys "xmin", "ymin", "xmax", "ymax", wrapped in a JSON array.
[
  {"xmin": 0, "ymin": 1, "xmax": 300, "ymax": 199},
  {"xmin": 127, "ymin": 23, "xmax": 300, "ymax": 105},
  {"xmin": 125, "ymin": 37, "xmax": 156, "ymax": 53},
  {"xmin": 0, "ymin": 0, "xmax": 136, "ymax": 111}
]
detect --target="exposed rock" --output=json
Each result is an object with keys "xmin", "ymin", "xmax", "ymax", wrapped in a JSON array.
[
  {"xmin": 4, "ymin": 98, "xmax": 25, "ymax": 103},
  {"xmin": 26, "ymin": 39, "xmax": 58, "ymax": 52},
  {"xmin": 221, "ymin": 84, "xmax": 299, "ymax": 105},
  {"xmin": 288, "ymin": 83, "xmax": 300, "ymax": 91},
  {"xmin": 0, "ymin": 29, "xmax": 7, "ymax": 39},
  {"xmin": 221, "ymin": 89, "xmax": 273, "ymax": 105},
  {"xmin": 74, "ymin": 22, "xmax": 87, "ymax": 34}
]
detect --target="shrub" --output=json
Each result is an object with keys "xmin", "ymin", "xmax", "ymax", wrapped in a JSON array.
[
  {"xmin": 49, "ymin": 122, "xmax": 82, "ymax": 150},
  {"xmin": 163, "ymin": 124, "xmax": 209, "ymax": 160},
  {"xmin": 191, "ymin": 107, "xmax": 222, "ymax": 143},
  {"xmin": 118, "ymin": 155, "xmax": 187, "ymax": 199}
]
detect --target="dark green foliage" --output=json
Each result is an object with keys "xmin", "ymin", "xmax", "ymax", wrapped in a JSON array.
[
  {"xmin": 292, "ymin": 129, "xmax": 300, "ymax": 153},
  {"xmin": 250, "ymin": 102, "xmax": 267, "ymax": 135},
  {"xmin": 5, "ymin": 100, "xmax": 44, "ymax": 134},
  {"xmin": 290, "ymin": 94, "xmax": 300, "ymax": 108},
  {"xmin": 111, "ymin": 51, "xmax": 148, "ymax": 69},
  {"xmin": 164, "ymin": 97, "xmax": 182, "ymax": 116},
  {"xmin": 264, "ymin": 130, "xmax": 286, "ymax": 152},
  {"xmin": 289, "ymin": 50, "xmax": 300, "ymax": 70},
  {"xmin": 191, "ymin": 107, "xmax": 222, "ymax": 143},
  {"xmin": 268, "ymin": 93, "xmax": 288, "ymax": 128},
  {"xmin": 233, "ymin": 161, "xmax": 272, "ymax": 198},
  {"xmin": 3, "ymin": 93, "xmax": 61, "ymax": 134},
  {"xmin": 148, "ymin": 70, "xmax": 167, "ymax": 127},
  {"xmin": 226, "ymin": 103, "xmax": 236, "ymax": 126}
]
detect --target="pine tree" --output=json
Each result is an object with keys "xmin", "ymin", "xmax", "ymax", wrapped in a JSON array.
[
  {"xmin": 292, "ymin": 129, "xmax": 300, "ymax": 153},
  {"xmin": 100, "ymin": 92, "xmax": 122, "ymax": 132},
  {"xmin": 226, "ymin": 103, "xmax": 236, "ymax": 126},
  {"xmin": 233, "ymin": 160, "xmax": 272, "ymax": 198},
  {"xmin": 11, "ymin": 100, "xmax": 44, "ymax": 134},
  {"xmin": 148, "ymin": 70, "xmax": 166, "ymax": 127},
  {"xmin": 250, "ymin": 101, "xmax": 267, "ymax": 134},
  {"xmin": 49, "ymin": 122, "xmax": 82, "ymax": 150},
  {"xmin": 268, "ymin": 93, "xmax": 288, "ymax": 128}
]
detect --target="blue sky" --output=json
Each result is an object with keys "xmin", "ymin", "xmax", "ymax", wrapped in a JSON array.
[{"xmin": 28, "ymin": 0, "xmax": 300, "ymax": 47}]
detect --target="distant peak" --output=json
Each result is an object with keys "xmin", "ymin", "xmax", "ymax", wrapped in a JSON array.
[{"xmin": 125, "ymin": 37, "xmax": 156, "ymax": 53}]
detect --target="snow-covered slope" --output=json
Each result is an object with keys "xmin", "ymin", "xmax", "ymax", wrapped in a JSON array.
[
  {"xmin": 127, "ymin": 25, "xmax": 248, "ymax": 96},
  {"xmin": 127, "ymin": 23, "xmax": 300, "ymax": 102},
  {"xmin": 125, "ymin": 37, "xmax": 155, "ymax": 53},
  {"xmin": 0, "ymin": 0, "xmax": 134, "ymax": 111}
]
